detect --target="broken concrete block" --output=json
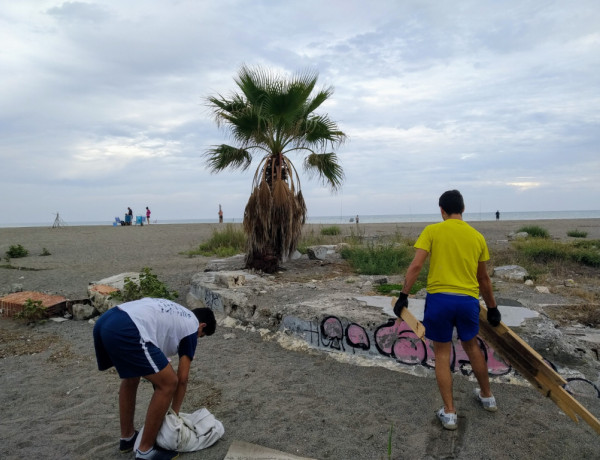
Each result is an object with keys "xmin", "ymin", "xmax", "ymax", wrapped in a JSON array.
[
  {"xmin": 493, "ymin": 265, "xmax": 529, "ymax": 281},
  {"xmin": 215, "ymin": 272, "xmax": 246, "ymax": 288},
  {"xmin": 72, "ymin": 303, "xmax": 96, "ymax": 321}
]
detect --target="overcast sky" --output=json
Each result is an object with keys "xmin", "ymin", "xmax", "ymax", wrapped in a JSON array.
[{"xmin": 1, "ymin": 1, "xmax": 599, "ymax": 225}]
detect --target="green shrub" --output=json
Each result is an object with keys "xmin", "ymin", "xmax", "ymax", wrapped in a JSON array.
[
  {"xmin": 40, "ymin": 247, "xmax": 51, "ymax": 256},
  {"xmin": 571, "ymin": 248, "xmax": 600, "ymax": 267},
  {"xmin": 340, "ymin": 244, "xmax": 413, "ymax": 275},
  {"xmin": 186, "ymin": 224, "xmax": 245, "ymax": 257},
  {"xmin": 111, "ymin": 267, "xmax": 178, "ymax": 302},
  {"xmin": 320, "ymin": 225, "xmax": 341, "ymax": 236},
  {"xmin": 512, "ymin": 239, "xmax": 569, "ymax": 263},
  {"xmin": 297, "ymin": 228, "xmax": 340, "ymax": 254},
  {"xmin": 572, "ymin": 239, "xmax": 600, "ymax": 250},
  {"xmin": 517, "ymin": 225, "xmax": 550, "ymax": 238},
  {"xmin": 567, "ymin": 229, "xmax": 588, "ymax": 238},
  {"xmin": 6, "ymin": 244, "xmax": 29, "ymax": 258},
  {"xmin": 513, "ymin": 238, "xmax": 600, "ymax": 268},
  {"xmin": 15, "ymin": 298, "xmax": 46, "ymax": 322}
]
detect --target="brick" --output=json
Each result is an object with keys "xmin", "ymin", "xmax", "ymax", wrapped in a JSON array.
[{"xmin": 0, "ymin": 291, "xmax": 67, "ymax": 318}]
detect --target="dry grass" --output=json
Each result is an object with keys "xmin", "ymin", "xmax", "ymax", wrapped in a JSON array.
[{"xmin": 544, "ymin": 304, "xmax": 600, "ymax": 327}]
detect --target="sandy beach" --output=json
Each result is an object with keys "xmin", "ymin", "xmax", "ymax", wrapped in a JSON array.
[{"xmin": 1, "ymin": 219, "xmax": 600, "ymax": 459}]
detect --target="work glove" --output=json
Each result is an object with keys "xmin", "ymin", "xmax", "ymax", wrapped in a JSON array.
[
  {"xmin": 394, "ymin": 293, "xmax": 409, "ymax": 317},
  {"xmin": 487, "ymin": 307, "xmax": 502, "ymax": 327}
]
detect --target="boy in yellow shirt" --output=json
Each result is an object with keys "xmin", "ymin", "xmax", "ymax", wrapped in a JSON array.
[{"xmin": 394, "ymin": 190, "xmax": 501, "ymax": 430}]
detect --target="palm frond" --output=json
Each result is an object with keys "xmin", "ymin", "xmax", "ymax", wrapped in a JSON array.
[
  {"xmin": 204, "ymin": 145, "xmax": 252, "ymax": 172},
  {"xmin": 304, "ymin": 152, "xmax": 345, "ymax": 191}
]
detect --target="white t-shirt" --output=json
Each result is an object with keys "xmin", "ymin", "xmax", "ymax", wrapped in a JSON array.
[{"xmin": 120, "ymin": 298, "xmax": 199, "ymax": 357}]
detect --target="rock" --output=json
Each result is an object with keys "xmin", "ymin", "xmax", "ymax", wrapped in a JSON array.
[
  {"xmin": 306, "ymin": 246, "xmax": 329, "ymax": 260},
  {"xmin": 215, "ymin": 272, "xmax": 246, "ymax": 288},
  {"xmin": 493, "ymin": 265, "xmax": 529, "ymax": 281},
  {"xmin": 88, "ymin": 272, "xmax": 141, "ymax": 313},
  {"xmin": 205, "ymin": 254, "xmax": 245, "ymax": 272},
  {"xmin": 535, "ymin": 286, "xmax": 551, "ymax": 294},
  {"xmin": 72, "ymin": 303, "xmax": 96, "ymax": 321},
  {"xmin": 11, "ymin": 283, "xmax": 23, "ymax": 293},
  {"xmin": 525, "ymin": 279, "xmax": 534, "ymax": 286},
  {"xmin": 290, "ymin": 250, "xmax": 303, "ymax": 260},
  {"xmin": 564, "ymin": 279, "xmax": 577, "ymax": 287},
  {"xmin": 87, "ymin": 284, "xmax": 120, "ymax": 314},
  {"xmin": 508, "ymin": 231, "xmax": 529, "ymax": 240}
]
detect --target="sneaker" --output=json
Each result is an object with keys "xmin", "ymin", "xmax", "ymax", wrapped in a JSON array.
[
  {"xmin": 474, "ymin": 388, "xmax": 497, "ymax": 412},
  {"xmin": 436, "ymin": 407, "xmax": 458, "ymax": 430},
  {"xmin": 135, "ymin": 445, "xmax": 179, "ymax": 460},
  {"xmin": 119, "ymin": 431, "xmax": 138, "ymax": 453}
]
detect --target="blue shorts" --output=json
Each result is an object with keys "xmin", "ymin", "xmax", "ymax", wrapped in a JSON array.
[
  {"xmin": 93, "ymin": 307, "xmax": 169, "ymax": 379},
  {"xmin": 423, "ymin": 293, "xmax": 480, "ymax": 343}
]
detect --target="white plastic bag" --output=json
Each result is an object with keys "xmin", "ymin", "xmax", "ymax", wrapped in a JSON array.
[{"xmin": 134, "ymin": 408, "xmax": 224, "ymax": 452}]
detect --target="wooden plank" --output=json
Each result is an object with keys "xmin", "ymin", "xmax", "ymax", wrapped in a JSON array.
[
  {"xmin": 389, "ymin": 298, "xmax": 426, "ymax": 341},
  {"xmin": 390, "ymin": 297, "xmax": 600, "ymax": 435},
  {"xmin": 478, "ymin": 304, "xmax": 600, "ymax": 435}
]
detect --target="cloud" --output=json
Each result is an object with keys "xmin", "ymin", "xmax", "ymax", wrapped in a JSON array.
[{"xmin": 0, "ymin": 1, "xmax": 599, "ymax": 225}]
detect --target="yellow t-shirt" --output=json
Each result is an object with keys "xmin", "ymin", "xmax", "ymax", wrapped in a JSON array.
[{"xmin": 414, "ymin": 219, "xmax": 489, "ymax": 298}]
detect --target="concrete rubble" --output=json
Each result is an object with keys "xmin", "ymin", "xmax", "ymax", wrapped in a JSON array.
[{"xmin": 186, "ymin": 256, "xmax": 600, "ymax": 389}]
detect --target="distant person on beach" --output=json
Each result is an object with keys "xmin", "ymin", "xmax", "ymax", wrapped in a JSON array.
[
  {"xmin": 356, "ymin": 215, "xmax": 359, "ymax": 224},
  {"xmin": 126, "ymin": 207, "xmax": 133, "ymax": 225},
  {"xmin": 496, "ymin": 210, "xmax": 500, "ymax": 221},
  {"xmin": 93, "ymin": 298, "xmax": 216, "ymax": 460},
  {"xmin": 218, "ymin": 204, "xmax": 223, "ymax": 223},
  {"xmin": 394, "ymin": 189, "xmax": 501, "ymax": 431},
  {"xmin": 146, "ymin": 207, "xmax": 151, "ymax": 225}
]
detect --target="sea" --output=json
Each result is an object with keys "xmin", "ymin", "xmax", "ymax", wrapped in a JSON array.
[{"xmin": 1, "ymin": 210, "xmax": 599, "ymax": 228}]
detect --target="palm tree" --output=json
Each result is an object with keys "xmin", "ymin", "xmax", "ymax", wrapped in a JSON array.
[{"xmin": 205, "ymin": 65, "xmax": 346, "ymax": 272}]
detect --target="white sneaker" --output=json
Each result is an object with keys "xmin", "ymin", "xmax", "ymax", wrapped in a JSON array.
[
  {"xmin": 436, "ymin": 407, "xmax": 458, "ymax": 430},
  {"xmin": 474, "ymin": 388, "xmax": 497, "ymax": 412}
]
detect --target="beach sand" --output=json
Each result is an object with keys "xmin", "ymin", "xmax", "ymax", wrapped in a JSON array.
[{"xmin": 1, "ymin": 219, "xmax": 600, "ymax": 459}]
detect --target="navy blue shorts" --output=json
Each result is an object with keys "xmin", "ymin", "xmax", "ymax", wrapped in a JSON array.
[
  {"xmin": 93, "ymin": 307, "xmax": 169, "ymax": 378},
  {"xmin": 423, "ymin": 293, "xmax": 480, "ymax": 343}
]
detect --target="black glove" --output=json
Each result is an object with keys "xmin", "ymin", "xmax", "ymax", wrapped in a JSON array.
[
  {"xmin": 487, "ymin": 307, "xmax": 501, "ymax": 327},
  {"xmin": 394, "ymin": 293, "xmax": 409, "ymax": 317}
]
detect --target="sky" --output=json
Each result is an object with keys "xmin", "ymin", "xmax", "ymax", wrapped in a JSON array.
[{"xmin": 1, "ymin": 1, "xmax": 599, "ymax": 225}]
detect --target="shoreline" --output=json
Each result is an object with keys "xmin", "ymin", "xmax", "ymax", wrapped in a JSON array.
[{"xmin": 1, "ymin": 210, "xmax": 598, "ymax": 229}]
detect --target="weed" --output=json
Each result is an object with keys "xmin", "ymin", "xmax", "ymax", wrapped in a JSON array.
[
  {"xmin": 340, "ymin": 243, "xmax": 414, "ymax": 275},
  {"xmin": 387, "ymin": 423, "xmax": 393, "ymax": 460},
  {"xmin": 512, "ymin": 239, "xmax": 569, "ymax": 263},
  {"xmin": 320, "ymin": 225, "xmax": 341, "ymax": 236},
  {"xmin": 567, "ymin": 229, "xmax": 588, "ymax": 238},
  {"xmin": 297, "ymin": 228, "xmax": 344, "ymax": 254},
  {"xmin": 15, "ymin": 298, "xmax": 47, "ymax": 323},
  {"xmin": 110, "ymin": 267, "xmax": 178, "ymax": 302},
  {"xmin": 6, "ymin": 244, "xmax": 29, "ymax": 258},
  {"xmin": 517, "ymin": 225, "xmax": 550, "ymax": 238},
  {"xmin": 185, "ymin": 224, "xmax": 245, "ymax": 257},
  {"xmin": 40, "ymin": 247, "xmax": 51, "ymax": 256},
  {"xmin": 512, "ymin": 238, "xmax": 600, "ymax": 268}
]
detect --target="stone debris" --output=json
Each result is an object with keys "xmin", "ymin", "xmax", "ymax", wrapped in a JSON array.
[{"xmin": 493, "ymin": 264, "xmax": 529, "ymax": 281}]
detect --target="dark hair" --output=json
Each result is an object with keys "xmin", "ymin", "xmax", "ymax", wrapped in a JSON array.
[
  {"xmin": 438, "ymin": 190, "xmax": 464, "ymax": 215},
  {"xmin": 192, "ymin": 307, "xmax": 216, "ymax": 336}
]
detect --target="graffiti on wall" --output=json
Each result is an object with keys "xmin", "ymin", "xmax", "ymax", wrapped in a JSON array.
[{"xmin": 292, "ymin": 315, "xmax": 600, "ymax": 399}]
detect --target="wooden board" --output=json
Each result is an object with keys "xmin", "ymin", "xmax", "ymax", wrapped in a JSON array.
[
  {"xmin": 390, "ymin": 298, "xmax": 426, "ymax": 341},
  {"xmin": 390, "ymin": 297, "xmax": 600, "ymax": 435}
]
